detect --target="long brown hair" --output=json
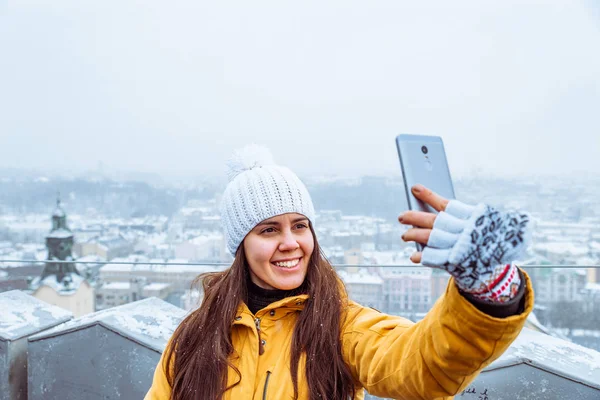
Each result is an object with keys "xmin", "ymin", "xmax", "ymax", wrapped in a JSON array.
[{"xmin": 165, "ymin": 226, "xmax": 356, "ymax": 400}]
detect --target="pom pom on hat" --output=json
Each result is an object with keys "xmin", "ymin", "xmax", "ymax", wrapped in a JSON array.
[{"xmin": 226, "ymin": 144, "xmax": 276, "ymax": 182}]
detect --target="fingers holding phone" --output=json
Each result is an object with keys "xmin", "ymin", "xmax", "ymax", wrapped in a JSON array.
[
  {"xmin": 398, "ymin": 184, "xmax": 450, "ymax": 226},
  {"xmin": 399, "ymin": 184, "xmax": 451, "ymax": 262},
  {"xmin": 411, "ymin": 184, "xmax": 449, "ymax": 212}
]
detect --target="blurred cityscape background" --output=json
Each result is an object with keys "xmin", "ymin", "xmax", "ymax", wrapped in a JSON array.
[{"xmin": 1, "ymin": 170, "xmax": 599, "ymax": 353}]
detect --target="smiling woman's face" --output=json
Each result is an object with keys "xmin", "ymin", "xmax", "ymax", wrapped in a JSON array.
[{"xmin": 243, "ymin": 213, "xmax": 315, "ymax": 290}]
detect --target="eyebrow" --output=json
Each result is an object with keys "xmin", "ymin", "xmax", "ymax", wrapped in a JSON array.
[{"xmin": 256, "ymin": 217, "xmax": 309, "ymax": 227}]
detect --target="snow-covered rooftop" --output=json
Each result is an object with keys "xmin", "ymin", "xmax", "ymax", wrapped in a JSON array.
[
  {"xmin": 362, "ymin": 250, "xmax": 413, "ymax": 266},
  {"xmin": 100, "ymin": 261, "xmax": 217, "ymax": 274},
  {"xmin": 189, "ymin": 234, "xmax": 223, "ymax": 245},
  {"xmin": 29, "ymin": 298, "xmax": 186, "ymax": 352},
  {"xmin": 46, "ymin": 228, "xmax": 73, "ymax": 239},
  {"xmin": 536, "ymin": 220, "xmax": 600, "ymax": 230},
  {"xmin": 142, "ymin": 233, "xmax": 169, "ymax": 246},
  {"xmin": 101, "ymin": 282, "xmax": 131, "ymax": 290},
  {"xmin": 586, "ymin": 283, "xmax": 600, "ymax": 292},
  {"xmin": 533, "ymin": 242, "xmax": 590, "ymax": 256},
  {"xmin": 487, "ymin": 327, "xmax": 600, "ymax": 390},
  {"xmin": 0, "ymin": 290, "xmax": 72, "ymax": 341},
  {"xmin": 52, "ymin": 207, "xmax": 65, "ymax": 218},
  {"xmin": 179, "ymin": 206, "xmax": 212, "ymax": 216},
  {"xmin": 31, "ymin": 273, "xmax": 87, "ymax": 294},
  {"xmin": 338, "ymin": 269, "xmax": 384, "ymax": 285},
  {"xmin": 76, "ymin": 254, "xmax": 106, "ymax": 264},
  {"xmin": 143, "ymin": 283, "xmax": 171, "ymax": 291}
]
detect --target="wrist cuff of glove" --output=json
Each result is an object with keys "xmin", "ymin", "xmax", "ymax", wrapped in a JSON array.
[
  {"xmin": 460, "ymin": 269, "xmax": 527, "ymax": 317},
  {"xmin": 462, "ymin": 263, "xmax": 522, "ymax": 303}
]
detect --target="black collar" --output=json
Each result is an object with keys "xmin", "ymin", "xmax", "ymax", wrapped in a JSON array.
[{"xmin": 246, "ymin": 276, "xmax": 305, "ymax": 315}]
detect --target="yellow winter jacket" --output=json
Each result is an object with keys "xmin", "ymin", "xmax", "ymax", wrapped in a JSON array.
[{"xmin": 145, "ymin": 272, "xmax": 534, "ymax": 400}]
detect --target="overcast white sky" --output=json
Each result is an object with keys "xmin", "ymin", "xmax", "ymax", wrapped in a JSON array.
[{"xmin": 1, "ymin": 0, "xmax": 599, "ymax": 180}]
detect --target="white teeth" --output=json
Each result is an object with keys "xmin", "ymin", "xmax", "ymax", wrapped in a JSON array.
[{"xmin": 274, "ymin": 259, "xmax": 300, "ymax": 268}]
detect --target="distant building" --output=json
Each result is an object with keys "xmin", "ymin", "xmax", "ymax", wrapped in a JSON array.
[
  {"xmin": 96, "ymin": 281, "xmax": 138, "ymax": 309},
  {"xmin": 99, "ymin": 256, "xmax": 221, "ymax": 292},
  {"xmin": 95, "ymin": 278, "xmax": 173, "ymax": 310},
  {"xmin": 133, "ymin": 233, "xmax": 172, "ymax": 259},
  {"xmin": 171, "ymin": 205, "xmax": 222, "ymax": 231},
  {"xmin": 338, "ymin": 269, "xmax": 384, "ymax": 310},
  {"xmin": 430, "ymin": 269, "xmax": 450, "ymax": 303},
  {"xmin": 379, "ymin": 267, "xmax": 432, "ymax": 316},
  {"xmin": 74, "ymin": 234, "xmax": 133, "ymax": 260},
  {"xmin": 316, "ymin": 210, "xmax": 342, "ymax": 223},
  {"xmin": 331, "ymin": 231, "xmax": 366, "ymax": 249},
  {"xmin": 142, "ymin": 282, "xmax": 172, "ymax": 300},
  {"xmin": 582, "ymin": 283, "xmax": 600, "ymax": 307},
  {"xmin": 525, "ymin": 265, "xmax": 587, "ymax": 304},
  {"xmin": 0, "ymin": 264, "xmax": 44, "ymax": 292},
  {"xmin": 343, "ymin": 248, "xmax": 364, "ymax": 266},
  {"xmin": 71, "ymin": 226, "xmax": 104, "ymax": 243},
  {"xmin": 589, "ymin": 268, "xmax": 600, "ymax": 285},
  {"xmin": 29, "ymin": 197, "xmax": 94, "ymax": 317},
  {"xmin": 531, "ymin": 220, "xmax": 600, "ymax": 265},
  {"xmin": 174, "ymin": 234, "xmax": 228, "ymax": 262}
]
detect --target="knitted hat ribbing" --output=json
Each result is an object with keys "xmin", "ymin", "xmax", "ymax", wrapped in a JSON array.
[{"xmin": 220, "ymin": 145, "xmax": 316, "ymax": 255}]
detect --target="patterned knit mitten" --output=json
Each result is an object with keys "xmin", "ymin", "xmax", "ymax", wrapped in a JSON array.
[{"xmin": 421, "ymin": 200, "xmax": 531, "ymax": 303}]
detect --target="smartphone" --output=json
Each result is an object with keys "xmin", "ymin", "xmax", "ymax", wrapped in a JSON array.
[{"xmin": 395, "ymin": 134, "xmax": 456, "ymax": 251}]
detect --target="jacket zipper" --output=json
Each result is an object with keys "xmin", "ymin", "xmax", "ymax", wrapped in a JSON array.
[
  {"xmin": 262, "ymin": 371, "xmax": 271, "ymax": 400},
  {"xmin": 255, "ymin": 317, "xmax": 265, "ymax": 355}
]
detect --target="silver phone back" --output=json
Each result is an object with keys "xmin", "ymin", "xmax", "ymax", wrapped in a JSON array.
[{"xmin": 395, "ymin": 134, "xmax": 456, "ymax": 215}]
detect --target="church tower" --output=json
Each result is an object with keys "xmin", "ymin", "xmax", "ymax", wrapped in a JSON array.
[
  {"xmin": 30, "ymin": 195, "xmax": 94, "ymax": 317},
  {"xmin": 41, "ymin": 196, "xmax": 79, "ymax": 282}
]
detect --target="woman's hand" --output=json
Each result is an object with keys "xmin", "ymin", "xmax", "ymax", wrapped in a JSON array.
[
  {"xmin": 398, "ymin": 184, "xmax": 449, "ymax": 264},
  {"xmin": 397, "ymin": 184, "xmax": 531, "ymax": 301}
]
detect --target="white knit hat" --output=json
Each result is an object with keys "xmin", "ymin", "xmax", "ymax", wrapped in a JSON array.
[{"xmin": 220, "ymin": 144, "xmax": 316, "ymax": 255}]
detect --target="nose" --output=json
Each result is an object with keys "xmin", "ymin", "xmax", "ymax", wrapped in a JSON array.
[{"xmin": 278, "ymin": 229, "xmax": 300, "ymax": 252}]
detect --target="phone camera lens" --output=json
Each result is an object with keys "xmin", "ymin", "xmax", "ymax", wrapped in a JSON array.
[{"xmin": 421, "ymin": 146, "xmax": 428, "ymax": 154}]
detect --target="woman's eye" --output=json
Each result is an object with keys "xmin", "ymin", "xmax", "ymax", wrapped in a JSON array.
[
  {"xmin": 295, "ymin": 223, "xmax": 308, "ymax": 229},
  {"xmin": 261, "ymin": 227, "xmax": 276, "ymax": 234}
]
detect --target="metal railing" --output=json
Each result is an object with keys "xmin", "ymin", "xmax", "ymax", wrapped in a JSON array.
[{"xmin": 1, "ymin": 259, "xmax": 599, "ymax": 268}]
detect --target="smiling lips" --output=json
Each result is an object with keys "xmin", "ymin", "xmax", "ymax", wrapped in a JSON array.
[{"xmin": 272, "ymin": 258, "xmax": 301, "ymax": 268}]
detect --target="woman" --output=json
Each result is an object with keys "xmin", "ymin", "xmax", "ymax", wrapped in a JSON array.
[{"xmin": 145, "ymin": 145, "xmax": 533, "ymax": 400}]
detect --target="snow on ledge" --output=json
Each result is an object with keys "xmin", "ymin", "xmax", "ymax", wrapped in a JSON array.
[
  {"xmin": 0, "ymin": 290, "xmax": 73, "ymax": 341},
  {"xmin": 28, "ymin": 297, "xmax": 186, "ymax": 352}
]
